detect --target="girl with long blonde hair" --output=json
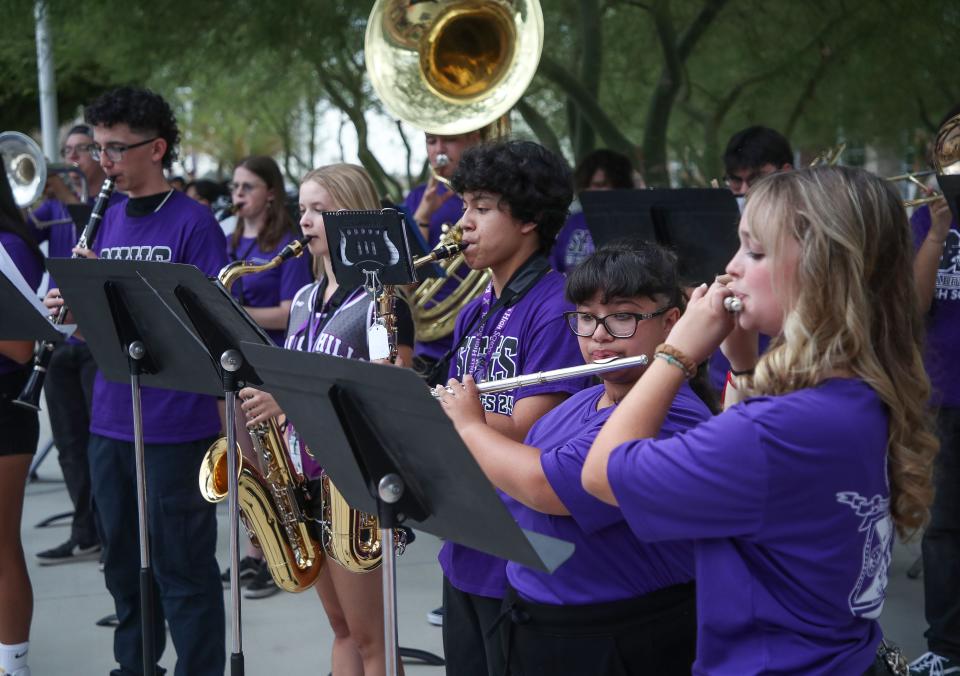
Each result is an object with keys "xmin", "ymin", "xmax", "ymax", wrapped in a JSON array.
[
  {"xmin": 239, "ymin": 163, "xmax": 412, "ymax": 675},
  {"xmin": 582, "ymin": 166, "xmax": 937, "ymax": 675}
]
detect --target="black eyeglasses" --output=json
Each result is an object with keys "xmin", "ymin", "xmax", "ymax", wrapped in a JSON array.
[
  {"xmin": 60, "ymin": 143, "xmax": 94, "ymax": 158},
  {"xmin": 90, "ymin": 137, "xmax": 158, "ymax": 162},
  {"xmin": 564, "ymin": 308, "xmax": 672, "ymax": 339}
]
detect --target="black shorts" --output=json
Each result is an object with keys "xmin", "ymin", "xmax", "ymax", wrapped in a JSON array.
[{"xmin": 0, "ymin": 367, "xmax": 40, "ymax": 456}]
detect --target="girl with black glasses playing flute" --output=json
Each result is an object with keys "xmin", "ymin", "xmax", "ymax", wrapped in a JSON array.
[{"xmin": 437, "ymin": 240, "xmax": 713, "ymax": 675}]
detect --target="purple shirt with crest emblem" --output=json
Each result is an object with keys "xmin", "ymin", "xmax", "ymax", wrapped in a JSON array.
[
  {"xmin": 438, "ymin": 268, "xmax": 592, "ymax": 598},
  {"xmin": 549, "ymin": 211, "xmax": 595, "ymax": 274},
  {"xmin": 911, "ymin": 206, "xmax": 960, "ymax": 407},
  {"xmin": 608, "ymin": 378, "xmax": 889, "ymax": 675},
  {"xmin": 89, "ymin": 191, "xmax": 227, "ymax": 443},
  {"xmin": 506, "ymin": 382, "xmax": 707, "ymax": 605}
]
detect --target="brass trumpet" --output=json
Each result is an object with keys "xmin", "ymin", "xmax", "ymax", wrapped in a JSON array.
[{"xmin": 895, "ymin": 113, "xmax": 960, "ymax": 208}]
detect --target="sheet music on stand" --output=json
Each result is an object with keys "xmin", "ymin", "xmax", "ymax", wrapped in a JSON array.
[{"xmin": 0, "ymin": 241, "xmax": 73, "ymax": 341}]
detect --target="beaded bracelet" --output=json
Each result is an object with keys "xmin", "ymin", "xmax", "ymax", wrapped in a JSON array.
[
  {"xmin": 654, "ymin": 352, "xmax": 692, "ymax": 378},
  {"xmin": 654, "ymin": 343, "xmax": 696, "ymax": 379}
]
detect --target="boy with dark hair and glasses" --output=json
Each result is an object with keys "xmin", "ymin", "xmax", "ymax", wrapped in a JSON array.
[
  {"xmin": 709, "ymin": 125, "xmax": 793, "ymax": 395},
  {"xmin": 723, "ymin": 125, "xmax": 794, "ymax": 206},
  {"xmin": 437, "ymin": 240, "xmax": 711, "ymax": 675},
  {"xmin": 44, "ymin": 86, "xmax": 227, "ymax": 676}
]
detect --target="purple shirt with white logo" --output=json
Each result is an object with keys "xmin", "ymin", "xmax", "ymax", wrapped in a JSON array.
[
  {"xmin": 608, "ymin": 379, "xmax": 889, "ymax": 675},
  {"xmin": 912, "ymin": 206, "xmax": 960, "ymax": 407},
  {"xmin": 439, "ymin": 268, "xmax": 592, "ymax": 598},
  {"xmin": 89, "ymin": 191, "xmax": 227, "ymax": 443},
  {"xmin": 404, "ymin": 183, "xmax": 466, "ymax": 360},
  {"xmin": 549, "ymin": 211, "xmax": 595, "ymax": 274},
  {"xmin": 506, "ymin": 382, "xmax": 707, "ymax": 605},
  {"xmin": 0, "ymin": 231, "xmax": 43, "ymax": 375},
  {"xmin": 227, "ymin": 233, "xmax": 313, "ymax": 345}
]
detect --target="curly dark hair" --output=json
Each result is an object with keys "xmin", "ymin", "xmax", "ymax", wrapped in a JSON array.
[
  {"xmin": 84, "ymin": 87, "xmax": 180, "ymax": 169},
  {"xmin": 451, "ymin": 140, "xmax": 573, "ymax": 254}
]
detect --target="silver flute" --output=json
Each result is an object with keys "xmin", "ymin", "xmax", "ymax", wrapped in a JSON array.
[
  {"xmin": 433, "ymin": 354, "xmax": 650, "ymax": 398},
  {"xmin": 724, "ymin": 296, "xmax": 743, "ymax": 312}
]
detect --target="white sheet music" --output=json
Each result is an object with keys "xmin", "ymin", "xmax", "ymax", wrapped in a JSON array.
[{"xmin": 0, "ymin": 242, "xmax": 74, "ymax": 337}]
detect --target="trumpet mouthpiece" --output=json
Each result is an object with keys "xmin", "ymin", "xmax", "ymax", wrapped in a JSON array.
[{"xmin": 435, "ymin": 153, "xmax": 450, "ymax": 167}]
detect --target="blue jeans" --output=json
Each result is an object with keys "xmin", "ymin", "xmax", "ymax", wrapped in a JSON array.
[
  {"xmin": 922, "ymin": 406, "xmax": 960, "ymax": 661},
  {"xmin": 88, "ymin": 434, "xmax": 225, "ymax": 676}
]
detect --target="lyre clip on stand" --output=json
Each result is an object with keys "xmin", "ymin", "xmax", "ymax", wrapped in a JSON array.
[
  {"xmin": 47, "ymin": 259, "xmax": 268, "ymax": 676},
  {"xmin": 323, "ymin": 209, "xmax": 443, "ymax": 670}
]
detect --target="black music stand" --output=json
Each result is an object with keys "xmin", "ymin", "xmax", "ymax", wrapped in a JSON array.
[
  {"xmin": 47, "ymin": 258, "xmax": 267, "ymax": 676},
  {"xmin": 0, "ymin": 278, "xmax": 68, "ymax": 349},
  {"xmin": 0, "ymin": 263, "xmax": 74, "ymax": 500},
  {"xmin": 581, "ymin": 188, "xmax": 741, "ymax": 285},
  {"xmin": 240, "ymin": 343, "xmax": 576, "ymax": 676}
]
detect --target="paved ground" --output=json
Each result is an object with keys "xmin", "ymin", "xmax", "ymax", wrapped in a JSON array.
[{"xmin": 22, "ymin": 415, "xmax": 928, "ymax": 675}]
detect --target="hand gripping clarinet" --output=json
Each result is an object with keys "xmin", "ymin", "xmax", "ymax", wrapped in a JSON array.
[{"xmin": 15, "ymin": 178, "xmax": 116, "ymax": 411}]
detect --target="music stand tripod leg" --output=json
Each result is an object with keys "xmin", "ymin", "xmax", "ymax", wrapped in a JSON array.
[
  {"xmin": 377, "ymin": 473, "xmax": 405, "ymax": 676},
  {"xmin": 128, "ymin": 341, "xmax": 156, "ymax": 676},
  {"xmin": 221, "ymin": 350, "xmax": 245, "ymax": 676}
]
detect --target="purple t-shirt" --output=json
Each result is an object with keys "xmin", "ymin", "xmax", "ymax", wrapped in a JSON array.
[
  {"xmin": 438, "ymin": 268, "xmax": 593, "ymax": 598},
  {"xmin": 608, "ymin": 379, "xmax": 890, "ymax": 675},
  {"xmin": 911, "ymin": 206, "xmax": 960, "ymax": 407},
  {"xmin": 0, "ymin": 232, "xmax": 43, "ymax": 375},
  {"xmin": 549, "ymin": 211, "xmax": 595, "ymax": 274},
  {"xmin": 506, "ymin": 382, "xmax": 707, "ymax": 605},
  {"xmin": 227, "ymin": 232, "xmax": 313, "ymax": 345},
  {"xmin": 89, "ymin": 191, "xmax": 228, "ymax": 443},
  {"xmin": 404, "ymin": 183, "xmax": 466, "ymax": 360}
]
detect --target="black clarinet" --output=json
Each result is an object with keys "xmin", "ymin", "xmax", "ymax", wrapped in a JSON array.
[{"xmin": 14, "ymin": 178, "xmax": 116, "ymax": 411}]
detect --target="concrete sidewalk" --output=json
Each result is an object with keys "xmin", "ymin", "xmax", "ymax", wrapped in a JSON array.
[{"xmin": 22, "ymin": 422, "xmax": 928, "ymax": 675}]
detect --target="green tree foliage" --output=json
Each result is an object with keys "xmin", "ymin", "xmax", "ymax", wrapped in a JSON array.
[{"xmin": 0, "ymin": 0, "xmax": 955, "ymax": 192}]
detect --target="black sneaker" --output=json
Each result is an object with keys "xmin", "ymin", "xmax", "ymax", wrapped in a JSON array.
[
  {"xmin": 243, "ymin": 560, "xmax": 280, "ymax": 599},
  {"xmin": 36, "ymin": 539, "xmax": 101, "ymax": 566},
  {"xmin": 220, "ymin": 556, "xmax": 261, "ymax": 588},
  {"xmin": 426, "ymin": 606, "xmax": 443, "ymax": 626}
]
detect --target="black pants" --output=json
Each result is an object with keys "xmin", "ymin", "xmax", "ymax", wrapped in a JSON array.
[
  {"xmin": 45, "ymin": 342, "xmax": 99, "ymax": 545},
  {"xmin": 443, "ymin": 576, "xmax": 507, "ymax": 676},
  {"xmin": 922, "ymin": 406, "xmax": 960, "ymax": 661},
  {"xmin": 0, "ymin": 368, "xmax": 39, "ymax": 455},
  {"xmin": 499, "ymin": 583, "xmax": 696, "ymax": 676}
]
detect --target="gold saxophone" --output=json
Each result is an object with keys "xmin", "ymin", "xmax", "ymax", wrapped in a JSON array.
[
  {"xmin": 198, "ymin": 235, "xmax": 325, "ymax": 593},
  {"xmin": 319, "ymin": 237, "xmax": 464, "ymax": 574}
]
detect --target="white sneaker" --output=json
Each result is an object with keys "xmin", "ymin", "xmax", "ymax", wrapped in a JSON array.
[{"xmin": 909, "ymin": 652, "xmax": 960, "ymax": 676}]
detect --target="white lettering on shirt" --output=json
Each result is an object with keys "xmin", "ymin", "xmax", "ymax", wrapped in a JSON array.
[{"xmin": 100, "ymin": 245, "xmax": 173, "ymax": 262}]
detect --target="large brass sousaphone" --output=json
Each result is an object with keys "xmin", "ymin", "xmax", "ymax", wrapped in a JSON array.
[
  {"xmin": 365, "ymin": 0, "xmax": 544, "ymax": 136},
  {"xmin": 365, "ymin": 0, "xmax": 544, "ymax": 343}
]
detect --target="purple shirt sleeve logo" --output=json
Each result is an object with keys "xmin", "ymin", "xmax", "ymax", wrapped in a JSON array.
[{"xmin": 836, "ymin": 491, "xmax": 893, "ymax": 620}]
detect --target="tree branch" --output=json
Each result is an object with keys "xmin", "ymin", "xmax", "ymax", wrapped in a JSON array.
[{"xmin": 516, "ymin": 98, "xmax": 564, "ymax": 159}]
